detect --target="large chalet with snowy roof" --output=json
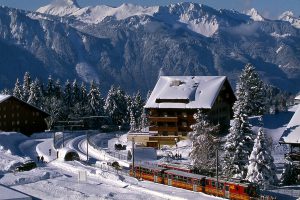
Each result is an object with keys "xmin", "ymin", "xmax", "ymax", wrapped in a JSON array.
[
  {"xmin": 144, "ymin": 76, "xmax": 235, "ymax": 145},
  {"xmin": 0, "ymin": 95, "xmax": 50, "ymax": 136}
]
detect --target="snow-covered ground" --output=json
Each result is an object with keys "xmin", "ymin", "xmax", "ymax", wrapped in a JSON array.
[{"xmin": 0, "ymin": 106, "xmax": 299, "ymax": 199}]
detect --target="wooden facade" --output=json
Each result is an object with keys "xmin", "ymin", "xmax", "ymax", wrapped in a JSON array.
[
  {"xmin": 0, "ymin": 95, "xmax": 50, "ymax": 136},
  {"xmin": 145, "ymin": 77, "xmax": 235, "ymax": 139}
]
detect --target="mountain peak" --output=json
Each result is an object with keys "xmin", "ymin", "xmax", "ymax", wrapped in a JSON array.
[
  {"xmin": 36, "ymin": 0, "xmax": 80, "ymax": 16},
  {"xmin": 279, "ymin": 11, "xmax": 300, "ymax": 28},
  {"xmin": 246, "ymin": 8, "xmax": 264, "ymax": 21},
  {"xmin": 52, "ymin": 0, "xmax": 79, "ymax": 7}
]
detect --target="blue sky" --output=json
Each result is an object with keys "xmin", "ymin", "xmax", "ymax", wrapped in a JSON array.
[{"xmin": 0, "ymin": 0, "xmax": 299, "ymax": 19}]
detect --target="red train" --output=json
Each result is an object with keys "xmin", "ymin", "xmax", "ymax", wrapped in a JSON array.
[{"xmin": 130, "ymin": 163, "xmax": 259, "ymax": 200}]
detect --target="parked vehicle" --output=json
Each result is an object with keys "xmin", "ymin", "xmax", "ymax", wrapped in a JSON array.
[{"xmin": 15, "ymin": 160, "xmax": 37, "ymax": 172}]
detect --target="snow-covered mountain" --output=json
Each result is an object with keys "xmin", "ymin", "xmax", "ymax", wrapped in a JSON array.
[{"xmin": 0, "ymin": 0, "xmax": 300, "ymax": 94}]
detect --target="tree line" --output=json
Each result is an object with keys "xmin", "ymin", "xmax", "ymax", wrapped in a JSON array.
[{"xmin": 1, "ymin": 72, "xmax": 145, "ymax": 130}]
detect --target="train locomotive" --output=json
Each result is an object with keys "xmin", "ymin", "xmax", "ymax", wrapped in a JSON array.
[{"xmin": 130, "ymin": 163, "xmax": 259, "ymax": 200}]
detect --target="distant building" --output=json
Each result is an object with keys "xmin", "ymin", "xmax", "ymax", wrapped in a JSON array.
[
  {"xmin": 0, "ymin": 95, "xmax": 50, "ymax": 136},
  {"xmin": 143, "ymin": 76, "xmax": 236, "ymax": 147}
]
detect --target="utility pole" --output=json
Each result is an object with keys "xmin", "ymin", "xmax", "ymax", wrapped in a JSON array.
[
  {"xmin": 216, "ymin": 148, "xmax": 219, "ymax": 190},
  {"xmin": 86, "ymin": 130, "xmax": 89, "ymax": 162},
  {"xmin": 132, "ymin": 137, "xmax": 135, "ymax": 177}
]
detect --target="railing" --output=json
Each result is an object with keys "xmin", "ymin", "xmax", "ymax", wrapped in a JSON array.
[
  {"xmin": 149, "ymin": 126, "xmax": 178, "ymax": 132},
  {"xmin": 149, "ymin": 116, "xmax": 178, "ymax": 122}
]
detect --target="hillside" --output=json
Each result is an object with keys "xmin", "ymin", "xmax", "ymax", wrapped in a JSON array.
[{"xmin": 0, "ymin": 1, "xmax": 300, "ymax": 94}]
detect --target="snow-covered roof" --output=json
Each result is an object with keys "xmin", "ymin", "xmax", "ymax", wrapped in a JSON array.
[
  {"xmin": 0, "ymin": 95, "xmax": 50, "ymax": 116},
  {"xmin": 0, "ymin": 95, "xmax": 10, "ymax": 103},
  {"xmin": 145, "ymin": 76, "xmax": 227, "ymax": 109},
  {"xmin": 280, "ymin": 105, "xmax": 300, "ymax": 144}
]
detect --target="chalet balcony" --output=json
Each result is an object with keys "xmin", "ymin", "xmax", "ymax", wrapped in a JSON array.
[
  {"xmin": 149, "ymin": 116, "xmax": 178, "ymax": 122},
  {"xmin": 149, "ymin": 126, "xmax": 178, "ymax": 132},
  {"xmin": 285, "ymin": 152, "xmax": 300, "ymax": 161}
]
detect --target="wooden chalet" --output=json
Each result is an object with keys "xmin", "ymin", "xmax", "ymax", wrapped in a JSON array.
[
  {"xmin": 0, "ymin": 95, "xmax": 50, "ymax": 136},
  {"xmin": 280, "ymin": 105, "xmax": 300, "ymax": 162},
  {"xmin": 144, "ymin": 76, "xmax": 235, "ymax": 147}
]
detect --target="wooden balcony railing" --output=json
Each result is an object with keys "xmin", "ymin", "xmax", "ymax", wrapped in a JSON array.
[
  {"xmin": 149, "ymin": 126, "xmax": 178, "ymax": 132},
  {"xmin": 149, "ymin": 116, "xmax": 178, "ymax": 122}
]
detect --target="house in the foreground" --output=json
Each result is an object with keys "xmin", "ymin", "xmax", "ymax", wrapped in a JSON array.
[
  {"xmin": 0, "ymin": 95, "xmax": 50, "ymax": 136},
  {"xmin": 141, "ymin": 76, "xmax": 235, "ymax": 147},
  {"xmin": 280, "ymin": 105, "xmax": 300, "ymax": 162}
]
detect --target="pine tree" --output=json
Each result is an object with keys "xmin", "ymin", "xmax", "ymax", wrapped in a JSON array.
[
  {"xmin": 129, "ymin": 110, "xmax": 137, "ymax": 132},
  {"xmin": 238, "ymin": 63, "xmax": 266, "ymax": 116},
  {"xmin": 222, "ymin": 100, "xmax": 254, "ymax": 179},
  {"xmin": 46, "ymin": 75, "xmax": 55, "ymax": 97},
  {"xmin": 22, "ymin": 72, "xmax": 31, "ymax": 101},
  {"xmin": 87, "ymin": 81, "xmax": 104, "ymax": 116},
  {"xmin": 62, "ymin": 80, "xmax": 73, "ymax": 119},
  {"xmin": 27, "ymin": 78, "xmax": 43, "ymax": 108},
  {"xmin": 189, "ymin": 109, "xmax": 219, "ymax": 175},
  {"xmin": 13, "ymin": 78, "xmax": 23, "ymax": 100},
  {"xmin": 104, "ymin": 85, "xmax": 128, "ymax": 125},
  {"xmin": 246, "ymin": 117, "xmax": 278, "ymax": 187}
]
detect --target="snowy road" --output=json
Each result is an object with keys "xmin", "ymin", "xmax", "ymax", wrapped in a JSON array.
[{"xmin": 32, "ymin": 133, "xmax": 222, "ymax": 200}]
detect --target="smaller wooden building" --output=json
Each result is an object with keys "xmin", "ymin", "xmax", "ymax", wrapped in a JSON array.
[
  {"xmin": 280, "ymin": 105, "xmax": 300, "ymax": 162},
  {"xmin": 0, "ymin": 95, "xmax": 50, "ymax": 136}
]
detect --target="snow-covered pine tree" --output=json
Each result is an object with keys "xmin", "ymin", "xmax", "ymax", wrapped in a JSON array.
[
  {"xmin": 62, "ymin": 80, "xmax": 73, "ymax": 119},
  {"xmin": 246, "ymin": 117, "xmax": 278, "ymax": 188},
  {"xmin": 129, "ymin": 110, "xmax": 137, "ymax": 132},
  {"xmin": 46, "ymin": 75, "xmax": 55, "ymax": 97},
  {"xmin": 27, "ymin": 78, "xmax": 43, "ymax": 108},
  {"xmin": 13, "ymin": 78, "xmax": 23, "ymax": 100},
  {"xmin": 54, "ymin": 79, "xmax": 62, "ymax": 99},
  {"xmin": 189, "ymin": 109, "xmax": 219, "ymax": 176},
  {"xmin": 239, "ymin": 63, "xmax": 266, "ymax": 116},
  {"xmin": 104, "ymin": 85, "xmax": 128, "ymax": 125},
  {"xmin": 130, "ymin": 91, "xmax": 144, "ymax": 130},
  {"xmin": 222, "ymin": 99, "xmax": 254, "ymax": 179},
  {"xmin": 22, "ymin": 72, "xmax": 31, "ymax": 101},
  {"xmin": 87, "ymin": 80, "xmax": 104, "ymax": 116}
]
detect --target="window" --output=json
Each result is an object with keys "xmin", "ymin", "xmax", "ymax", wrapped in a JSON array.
[
  {"xmin": 12, "ymin": 114, "xmax": 14, "ymax": 118},
  {"xmin": 212, "ymin": 181, "xmax": 215, "ymax": 187},
  {"xmin": 12, "ymin": 121, "xmax": 15, "ymax": 126},
  {"xmin": 17, "ymin": 113, "xmax": 19, "ymax": 117},
  {"xmin": 182, "ymin": 112, "xmax": 187, "ymax": 117},
  {"xmin": 4, "ymin": 115, "xmax": 6, "ymax": 119},
  {"xmin": 25, "ymin": 120, "xmax": 28, "ymax": 125},
  {"xmin": 182, "ymin": 122, "xmax": 187, "ymax": 127},
  {"xmin": 32, "ymin": 112, "xmax": 35, "ymax": 116},
  {"xmin": 163, "ymin": 112, "xmax": 168, "ymax": 117},
  {"xmin": 17, "ymin": 121, "xmax": 20, "ymax": 125},
  {"xmin": 36, "ymin": 112, "xmax": 40, "ymax": 116}
]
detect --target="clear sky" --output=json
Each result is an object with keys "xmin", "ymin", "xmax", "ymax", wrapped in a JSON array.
[{"xmin": 0, "ymin": 0, "xmax": 299, "ymax": 19}]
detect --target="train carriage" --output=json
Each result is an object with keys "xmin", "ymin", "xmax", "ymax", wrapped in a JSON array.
[
  {"xmin": 130, "ymin": 164, "xmax": 166, "ymax": 184},
  {"xmin": 205, "ymin": 177, "xmax": 259, "ymax": 200},
  {"xmin": 163, "ymin": 169, "xmax": 206, "ymax": 192}
]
